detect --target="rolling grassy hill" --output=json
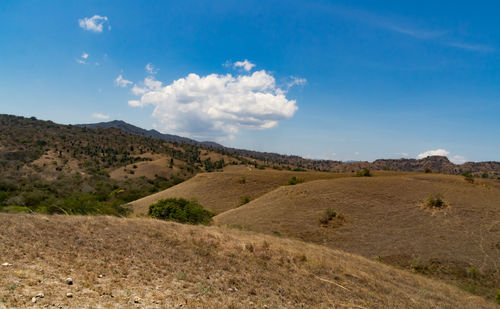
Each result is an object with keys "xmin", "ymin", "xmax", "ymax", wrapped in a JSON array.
[
  {"xmin": 128, "ymin": 167, "xmax": 500, "ymax": 301},
  {"xmin": 0, "ymin": 213, "xmax": 495, "ymax": 308},
  {"xmin": 129, "ymin": 165, "xmax": 362, "ymax": 215},
  {"xmin": 214, "ymin": 173, "xmax": 500, "ymax": 301}
]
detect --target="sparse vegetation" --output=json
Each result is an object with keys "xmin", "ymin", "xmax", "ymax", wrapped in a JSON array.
[
  {"xmin": 239, "ymin": 195, "xmax": 251, "ymax": 205},
  {"xmin": 319, "ymin": 208, "xmax": 337, "ymax": 224},
  {"xmin": 424, "ymin": 194, "xmax": 447, "ymax": 208},
  {"xmin": 356, "ymin": 168, "xmax": 372, "ymax": 177},
  {"xmin": 0, "ymin": 213, "xmax": 493, "ymax": 308},
  {"xmin": 425, "ymin": 168, "xmax": 433, "ymax": 173},
  {"xmin": 148, "ymin": 198, "xmax": 214, "ymax": 225}
]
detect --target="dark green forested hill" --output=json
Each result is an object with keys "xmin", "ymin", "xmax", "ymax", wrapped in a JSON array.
[{"xmin": 0, "ymin": 114, "xmax": 241, "ymax": 215}]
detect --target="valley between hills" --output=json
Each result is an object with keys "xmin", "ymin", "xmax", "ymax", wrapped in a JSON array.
[{"xmin": 0, "ymin": 114, "xmax": 499, "ymax": 308}]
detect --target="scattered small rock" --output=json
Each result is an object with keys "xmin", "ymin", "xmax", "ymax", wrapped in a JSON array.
[
  {"xmin": 65, "ymin": 278, "xmax": 73, "ymax": 285},
  {"xmin": 228, "ymin": 287, "xmax": 238, "ymax": 292},
  {"xmin": 98, "ymin": 274, "xmax": 104, "ymax": 278},
  {"xmin": 1, "ymin": 262, "xmax": 12, "ymax": 267},
  {"xmin": 31, "ymin": 297, "xmax": 38, "ymax": 303},
  {"xmin": 36, "ymin": 292, "xmax": 45, "ymax": 298},
  {"xmin": 134, "ymin": 296, "xmax": 141, "ymax": 303},
  {"xmin": 66, "ymin": 293, "xmax": 73, "ymax": 298}
]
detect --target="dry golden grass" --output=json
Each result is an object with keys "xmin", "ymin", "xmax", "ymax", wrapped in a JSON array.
[
  {"xmin": 0, "ymin": 213, "xmax": 495, "ymax": 308},
  {"xmin": 129, "ymin": 165, "xmax": 359, "ymax": 215},
  {"xmin": 215, "ymin": 173, "xmax": 500, "ymax": 301},
  {"xmin": 109, "ymin": 155, "xmax": 182, "ymax": 180}
]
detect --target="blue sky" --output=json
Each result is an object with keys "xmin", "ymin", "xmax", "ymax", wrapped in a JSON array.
[{"xmin": 1, "ymin": 1, "xmax": 499, "ymax": 163}]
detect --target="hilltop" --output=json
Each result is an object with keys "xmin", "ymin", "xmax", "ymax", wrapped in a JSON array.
[
  {"xmin": 0, "ymin": 213, "xmax": 495, "ymax": 308},
  {"xmin": 129, "ymin": 166, "xmax": 413, "ymax": 215}
]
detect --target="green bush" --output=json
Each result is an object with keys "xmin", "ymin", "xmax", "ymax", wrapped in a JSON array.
[
  {"xmin": 49, "ymin": 193, "xmax": 99, "ymax": 215},
  {"xmin": 287, "ymin": 176, "xmax": 305, "ymax": 185},
  {"xmin": 148, "ymin": 198, "xmax": 214, "ymax": 225},
  {"xmin": 239, "ymin": 195, "xmax": 251, "ymax": 205},
  {"xmin": 0, "ymin": 191, "xmax": 7, "ymax": 205},
  {"xmin": 462, "ymin": 171, "xmax": 474, "ymax": 184},
  {"xmin": 496, "ymin": 289, "xmax": 500, "ymax": 304},
  {"xmin": 424, "ymin": 168, "xmax": 432, "ymax": 173},
  {"xmin": 356, "ymin": 168, "xmax": 372, "ymax": 177},
  {"xmin": 1, "ymin": 205, "xmax": 32, "ymax": 213}
]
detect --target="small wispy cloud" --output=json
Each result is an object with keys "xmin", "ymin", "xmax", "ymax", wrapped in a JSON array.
[
  {"xmin": 395, "ymin": 152, "xmax": 410, "ymax": 157},
  {"xmin": 326, "ymin": 5, "xmax": 492, "ymax": 53},
  {"xmin": 451, "ymin": 155, "xmax": 467, "ymax": 164},
  {"xmin": 114, "ymin": 74, "xmax": 133, "ymax": 88},
  {"xmin": 145, "ymin": 63, "xmax": 158, "ymax": 75},
  {"xmin": 76, "ymin": 52, "xmax": 89, "ymax": 64},
  {"xmin": 444, "ymin": 41, "xmax": 495, "ymax": 53},
  {"xmin": 92, "ymin": 113, "xmax": 110, "ymax": 120},
  {"xmin": 389, "ymin": 26, "xmax": 447, "ymax": 40},
  {"xmin": 233, "ymin": 60, "xmax": 256, "ymax": 72},
  {"xmin": 286, "ymin": 76, "xmax": 307, "ymax": 89},
  {"xmin": 329, "ymin": 6, "xmax": 446, "ymax": 40},
  {"xmin": 78, "ymin": 15, "xmax": 110, "ymax": 33}
]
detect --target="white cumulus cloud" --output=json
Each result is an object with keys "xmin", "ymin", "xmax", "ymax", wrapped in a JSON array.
[
  {"xmin": 114, "ymin": 74, "xmax": 133, "ymax": 88},
  {"xmin": 417, "ymin": 149, "xmax": 467, "ymax": 164},
  {"xmin": 92, "ymin": 113, "xmax": 110, "ymax": 120},
  {"xmin": 128, "ymin": 70, "xmax": 299, "ymax": 140},
  {"xmin": 78, "ymin": 15, "xmax": 109, "ymax": 33},
  {"xmin": 233, "ymin": 60, "xmax": 256, "ymax": 72},
  {"xmin": 417, "ymin": 149, "xmax": 450, "ymax": 159}
]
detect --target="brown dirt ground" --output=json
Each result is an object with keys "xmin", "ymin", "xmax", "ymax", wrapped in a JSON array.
[{"xmin": 0, "ymin": 213, "xmax": 495, "ymax": 308}]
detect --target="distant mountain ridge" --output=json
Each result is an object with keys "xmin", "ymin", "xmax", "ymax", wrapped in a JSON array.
[
  {"xmin": 77, "ymin": 120, "xmax": 217, "ymax": 147},
  {"xmin": 78, "ymin": 119, "xmax": 500, "ymax": 176}
]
